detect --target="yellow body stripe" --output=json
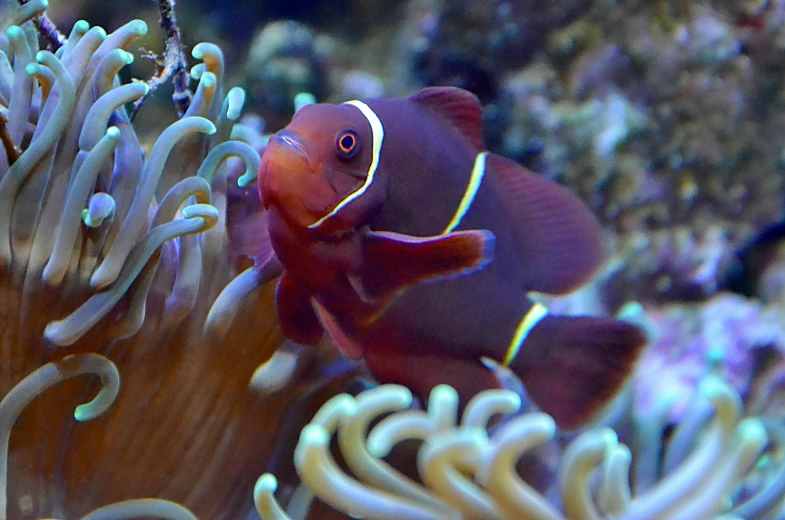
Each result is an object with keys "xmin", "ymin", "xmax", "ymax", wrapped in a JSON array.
[
  {"xmin": 442, "ymin": 151, "xmax": 487, "ymax": 234},
  {"xmin": 503, "ymin": 302, "xmax": 549, "ymax": 367},
  {"xmin": 308, "ymin": 100, "xmax": 384, "ymax": 229}
]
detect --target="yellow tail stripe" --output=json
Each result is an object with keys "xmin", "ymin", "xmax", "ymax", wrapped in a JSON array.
[
  {"xmin": 503, "ymin": 302, "xmax": 549, "ymax": 367},
  {"xmin": 443, "ymin": 151, "xmax": 487, "ymax": 234}
]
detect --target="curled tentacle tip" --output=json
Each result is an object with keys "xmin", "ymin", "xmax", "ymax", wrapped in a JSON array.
[
  {"xmin": 237, "ymin": 171, "xmax": 258, "ymax": 188},
  {"xmin": 182, "ymin": 203, "xmax": 219, "ymax": 221},
  {"xmin": 199, "ymin": 71, "xmax": 217, "ymax": 89},
  {"xmin": 330, "ymin": 393, "xmax": 360, "ymax": 417},
  {"xmin": 129, "ymin": 19, "xmax": 148, "ymax": 35},
  {"xmin": 73, "ymin": 404, "xmax": 94, "ymax": 422},
  {"xmin": 615, "ymin": 443, "xmax": 632, "ymax": 461},
  {"xmin": 478, "ymin": 388, "xmax": 525, "ymax": 412},
  {"xmin": 528, "ymin": 412, "xmax": 557, "ymax": 436},
  {"xmin": 430, "ymin": 384, "xmax": 459, "ymax": 404},
  {"xmin": 41, "ymin": 267, "xmax": 63, "ymax": 287},
  {"xmin": 600, "ymin": 427, "xmax": 619, "ymax": 447},
  {"xmin": 737, "ymin": 418, "xmax": 767, "ymax": 445},
  {"xmin": 174, "ymin": 115, "xmax": 217, "ymax": 137},
  {"xmin": 6, "ymin": 25, "xmax": 24, "ymax": 39},
  {"xmin": 226, "ymin": 87, "xmax": 247, "ymax": 120},
  {"xmin": 367, "ymin": 439, "xmax": 390, "ymax": 459},
  {"xmin": 366, "ymin": 435, "xmax": 397, "ymax": 459},
  {"xmin": 120, "ymin": 50, "xmax": 135, "ymax": 65},
  {"xmin": 385, "ymin": 384, "xmax": 414, "ymax": 408},
  {"xmin": 300, "ymin": 424, "xmax": 331, "ymax": 447},
  {"xmin": 83, "ymin": 193, "xmax": 116, "ymax": 228},
  {"xmin": 41, "ymin": 0, "xmax": 49, "ymax": 7},
  {"xmin": 699, "ymin": 375, "xmax": 732, "ymax": 400},
  {"xmin": 309, "ymin": 393, "xmax": 360, "ymax": 428},
  {"xmin": 190, "ymin": 63, "xmax": 205, "ymax": 80},
  {"xmin": 89, "ymin": 269, "xmax": 113, "ymax": 290},
  {"xmin": 192, "ymin": 42, "xmax": 220, "ymax": 60},
  {"xmin": 74, "ymin": 20, "xmax": 90, "ymax": 32},
  {"xmin": 43, "ymin": 321, "xmax": 76, "ymax": 347},
  {"xmin": 248, "ymin": 350, "xmax": 299, "ymax": 394},
  {"xmin": 74, "ymin": 399, "xmax": 113, "ymax": 422},
  {"xmin": 24, "ymin": 63, "xmax": 41, "ymax": 76},
  {"xmin": 255, "ymin": 474, "xmax": 279, "ymax": 495}
]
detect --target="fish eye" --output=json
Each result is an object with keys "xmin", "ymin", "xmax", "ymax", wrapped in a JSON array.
[{"xmin": 335, "ymin": 130, "xmax": 360, "ymax": 160}]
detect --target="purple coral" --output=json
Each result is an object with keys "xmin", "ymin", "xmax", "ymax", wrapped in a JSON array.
[{"xmin": 633, "ymin": 293, "xmax": 784, "ymax": 422}]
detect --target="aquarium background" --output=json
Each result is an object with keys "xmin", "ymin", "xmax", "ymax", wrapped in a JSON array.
[{"xmin": 0, "ymin": 0, "xmax": 784, "ymax": 518}]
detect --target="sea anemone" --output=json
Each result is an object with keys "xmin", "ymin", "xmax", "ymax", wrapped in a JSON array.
[
  {"xmin": 0, "ymin": 3, "xmax": 340, "ymax": 517},
  {"xmin": 257, "ymin": 380, "xmax": 785, "ymax": 520}
]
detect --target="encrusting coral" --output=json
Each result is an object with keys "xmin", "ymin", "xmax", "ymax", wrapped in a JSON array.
[{"xmin": 255, "ymin": 380, "xmax": 784, "ymax": 520}]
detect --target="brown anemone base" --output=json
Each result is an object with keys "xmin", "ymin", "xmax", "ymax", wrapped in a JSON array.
[{"xmin": 1, "ymin": 279, "xmax": 351, "ymax": 519}]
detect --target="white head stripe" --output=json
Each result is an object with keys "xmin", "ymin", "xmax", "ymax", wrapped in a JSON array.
[
  {"xmin": 443, "ymin": 151, "xmax": 487, "ymax": 234},
  {"xmin": 308, "ymin": 100, "xmax": 384, "ymax": 229}
]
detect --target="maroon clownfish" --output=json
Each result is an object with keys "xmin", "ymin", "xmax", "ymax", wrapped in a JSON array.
[{"xmin": 245, "ymin": 86, "xmax": 646, "ymax": 430}]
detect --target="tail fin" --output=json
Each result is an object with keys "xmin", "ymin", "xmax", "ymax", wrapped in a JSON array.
[{"xmin": 511, "ymin": 315, "xmax": 647, "ymax": 430}]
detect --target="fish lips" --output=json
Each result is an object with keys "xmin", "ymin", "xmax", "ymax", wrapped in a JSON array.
[
  {"xmin": 259, "ymin": 131, "xmax": 317, "ymax": 208},
  {"xmin": 260, "ymin": 131, "xmax": 337, "ymax": 228}
]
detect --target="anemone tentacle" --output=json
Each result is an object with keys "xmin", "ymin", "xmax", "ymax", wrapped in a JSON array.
[
  {"xmin": 0, "ymin": 13, "xmax": 291, "ymax": 518},
  {"xmin": 258, "ymin": 380, "xmax": 784, "ymax": 520},
  {"xmin": 0, "ymin": 354, "xmax": 120, "ymax": 520}
]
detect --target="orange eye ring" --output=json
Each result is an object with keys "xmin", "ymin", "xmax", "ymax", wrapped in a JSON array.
[{"xmin": 335, "ymin": 130, "xmax": 360, "ymax": 159}]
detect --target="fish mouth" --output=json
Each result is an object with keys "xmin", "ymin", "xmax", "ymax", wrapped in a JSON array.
[
  {"xmin": 271, "ymin": 130, "xmax": 319, "ymax": 171},
  {"xmin": 259, "ymin": 130, "xmax": 315, "ymax": 210},
  {"xmin": 259, "ymin": 133, "xmax": 329, "ymax": 227}
]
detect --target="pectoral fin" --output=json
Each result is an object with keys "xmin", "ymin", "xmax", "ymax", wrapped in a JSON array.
[
  {"xmin": 275, "ymin": 273, "xmax": 323, "ymax": 345},
  {"xmin": 357, "ymin": 229, "xmax": 495, "ymax": 301}
]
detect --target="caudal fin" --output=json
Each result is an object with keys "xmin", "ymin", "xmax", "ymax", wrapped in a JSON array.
[{"xmin": 511, "ymin": 315, "xmax": 647, "ymax": 430}]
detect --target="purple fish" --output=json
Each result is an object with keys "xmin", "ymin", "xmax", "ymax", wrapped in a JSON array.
[{"xmin": 254, "ymin": 86, "xmax": 646, "ymax": 429}]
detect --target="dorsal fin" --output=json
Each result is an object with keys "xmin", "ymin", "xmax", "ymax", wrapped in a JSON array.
[
  {"xmin": 409, "ymin": 87, "xmax": 485, "ymax": 150},
  {"xmin": 486, "ymin": 153, "xmax": 605, "ymax": 294}
]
